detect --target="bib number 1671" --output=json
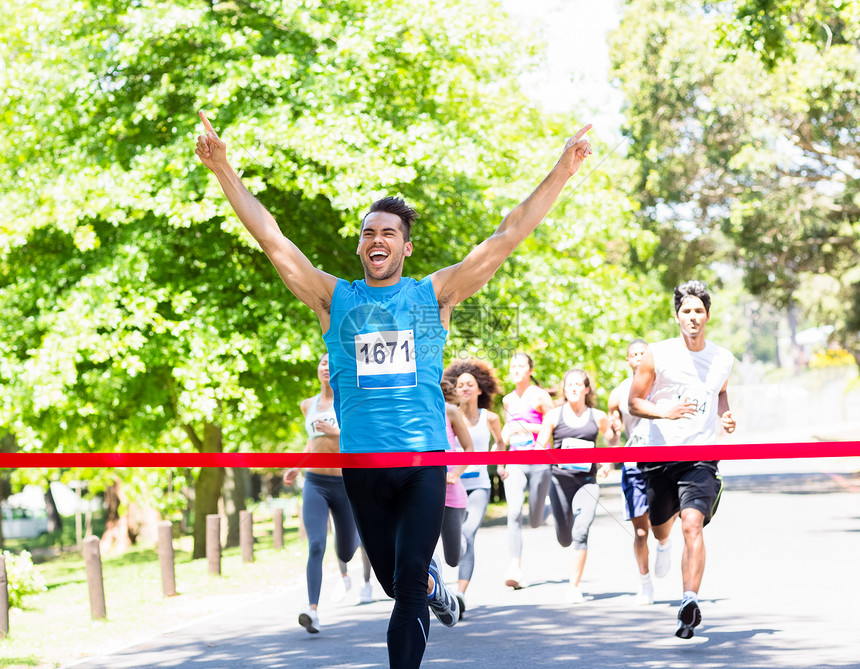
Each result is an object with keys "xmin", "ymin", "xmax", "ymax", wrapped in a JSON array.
[{"xmin": 354, "ymin": 330, "xmax": 418, "ymax": 389}]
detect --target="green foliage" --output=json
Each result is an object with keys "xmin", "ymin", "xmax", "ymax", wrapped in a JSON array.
[
  {"xmin": 611, "ymin": 0, "xmax": 860, "ymax": 363},
  {"xmin": 3, "ymin": 550, "xmax": 47, "ymax": 609},
  {"xmin": 715, "ymin": 0, "xmax": 859, "ymax": 70},
  {"xmin": 0, "ymin": 0, "xmax": 669, "ymax": 540}
]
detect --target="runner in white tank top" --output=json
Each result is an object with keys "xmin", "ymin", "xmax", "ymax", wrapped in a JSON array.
[{"xmin": 628, "ymin": 281, "xmax": 736, "ymax": 640}]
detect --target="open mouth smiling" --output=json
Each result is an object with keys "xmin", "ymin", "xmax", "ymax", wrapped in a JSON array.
[{"xmin": 369, "ymin": 248, "xmax": 389, "ymax": 266}]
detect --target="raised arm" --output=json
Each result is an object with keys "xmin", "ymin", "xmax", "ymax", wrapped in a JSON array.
[
  {"xmin": 430, "ymin": 125, "xmax": 592, "ymax": 313},
  {"xmin": 194, "ymin": 111, "xmax": 337, "ymax": 328}
]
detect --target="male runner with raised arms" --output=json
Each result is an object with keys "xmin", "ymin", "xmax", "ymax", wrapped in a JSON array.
[
  {"xmin": 628, "ymin": 280, "xmax": 736, "ymax": 639},
  {"xmin": 195, "ymin": 112, "xmax": 592, "ymax": 668}
]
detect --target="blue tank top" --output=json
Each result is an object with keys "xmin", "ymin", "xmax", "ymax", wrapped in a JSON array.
[{"xmin": 323, "ymin": 276, "xmax": 449, "ymax": 453}]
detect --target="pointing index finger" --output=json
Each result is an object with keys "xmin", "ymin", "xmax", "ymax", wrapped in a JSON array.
[
  {"xmin": 199, "ymin": 110, "xmax": 219, "ymax": 139},
  {"xmin": 571, "ymin": 123, "xmax": 593, "ymax": 142}
]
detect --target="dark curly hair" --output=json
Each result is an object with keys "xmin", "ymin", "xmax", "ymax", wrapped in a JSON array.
[
  {"xmin": 442, "ymin": 359, "xmax": 502, "ymax": 410},
  {"xmin": 674, "ymin": 280, "xmax": 711, "ymax": 314},
  {"xmin": 440, "ymin": 378, "xmax": 458, "ymax": 404}
]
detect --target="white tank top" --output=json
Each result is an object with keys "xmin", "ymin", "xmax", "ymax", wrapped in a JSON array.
[
  {"xmin": 617, "ymin": 377, "xmax": 646, "ymax": 445},
  {"xmin": 304, "ymin": 394, "xmax": 339, "ymax": 439},
  {"xmin": 645, "ymin": 338, "xmax": 734, "ymax": 446},
  {"xmin": 460, "ymin": 409, "xmax": 492, "ymax": 490},
  {"xmin": 618, "ymin": 376, "xmax": 650, "ymax": 470}
]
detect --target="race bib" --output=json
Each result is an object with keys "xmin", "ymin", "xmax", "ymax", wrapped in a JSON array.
[
  {"xmin": 509, "ymin": 432, "xmax": 536, "ymax": 450},
  {"xmin": 354, "ymin": 329, "xmax": 417, "ymax": 389},
  {"xmin": 559, "ymin": 437, "xmax": 593, "ymax": 472}
]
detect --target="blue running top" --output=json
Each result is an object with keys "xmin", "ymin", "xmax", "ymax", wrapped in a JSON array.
[{"xmin": 323, "ymin": 276, "xmax": 449, "ymax": 453}]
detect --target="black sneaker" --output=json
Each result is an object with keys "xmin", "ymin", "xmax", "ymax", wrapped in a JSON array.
[
  {"xmin": 675, "ymin": 598, "xmax": 701, "ymax": 639},
  {"xmin": 427, "ymin": 556, "xmax": 459, "ymax": 627},
  {"xmin": 455, "ymin": 591, "xmax": 466, "ymax": 621}
]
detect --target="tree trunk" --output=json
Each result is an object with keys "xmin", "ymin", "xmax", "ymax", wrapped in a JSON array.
[
  {"xmin": 44, "ymin": 481, "xmax": 63, "ymax": 536},
  {"xmin": 191, "ymin": 423, "xmax": 224, "ymax": 559},
  {"xmin": 100, "ymin": 479, "xmax": 132, "ymax": 555},
  {"xmin": 223, "ymin": 467, "xmax": 248, "ymax": 549}
]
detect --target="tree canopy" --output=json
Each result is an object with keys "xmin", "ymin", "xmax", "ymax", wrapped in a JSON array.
[
  {"xmin": 610, "ymin": 0, "xmax": 860, "ymax": 363},
  {"xmin": 1, "ymin": 0, "xmax": 668, "ymax": 552}
]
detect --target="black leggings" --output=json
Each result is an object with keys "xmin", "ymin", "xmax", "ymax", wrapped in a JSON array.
[{"xmin": 343, "ymin": 464, "xmax": 446, "ymax": 669}]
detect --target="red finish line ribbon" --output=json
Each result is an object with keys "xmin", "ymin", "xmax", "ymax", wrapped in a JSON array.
[{"xmin": 0, "ymin": 441, "xmax": 858, "ymax": 468}]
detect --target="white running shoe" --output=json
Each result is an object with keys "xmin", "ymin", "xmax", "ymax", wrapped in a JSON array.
[
  {"xmin": 504, "ymin": 565, "xmax": 524, "ymax": 590},
  {"xmin": 427, "ymin": 556, "xmax": 459, "ymax": 627},
  {"xmin": 359, "ymin": 581, "xmax": 373, "ymax": 604},
  {"xmin": 654, "ymin": 540, "xmax": 672, "ymax": 578},
  {"xmin": 567, "ymin": 583, "xmax": 585, "ymax": 604},
  {"xmin": 635, "ymin": 583, "xmax": 654, "ymax": 605},
  {"xmin": 298, "ymin": 606, "xmax": 320, "ymax": 634},
  {"xmin": 330, "ymin": 574, "xmax": 352, "ymax": 603}
]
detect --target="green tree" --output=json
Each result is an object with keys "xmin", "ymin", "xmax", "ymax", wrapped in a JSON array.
[
  {"xmin": 1, "ymin": 0, "xmax": 669, "ymax": 560},
  {"xmin": 610, "ymin": 0, "xmax": 860, "ymax": 365}
]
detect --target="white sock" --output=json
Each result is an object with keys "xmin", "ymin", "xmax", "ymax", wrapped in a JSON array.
[
  {"xmin": 682, "ymin": 590, "xmax": 698, "ymax": 603},
  {"xmin": 427, "ymin": 574, "xmax": 438, "ymax": 600},
  {"xmin": 640, "ymin": 573, "xmax": 653, "ymax": 586}
]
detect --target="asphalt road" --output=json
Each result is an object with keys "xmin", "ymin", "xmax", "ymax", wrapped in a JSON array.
[{"xmin": 64, "ymin": 457, "xmax": 860, "ymax": 669}]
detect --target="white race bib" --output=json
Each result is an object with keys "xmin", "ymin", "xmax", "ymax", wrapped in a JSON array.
[
  {"xmin": 559, "ymin": 437, "xmax": 594, "ymax": 472},
  {"xmin": 354, "ymin": 329, "xmax": 417, "ymax": 389}
]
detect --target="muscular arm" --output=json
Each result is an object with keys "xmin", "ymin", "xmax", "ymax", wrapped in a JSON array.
[
  {"xmin": 718, "ymin": 380, "xmax": 736, "ymax": 433},
  {"xmin": 430, "ymin": 126, "xmax": 592, "ymax": 317},
  {"xmin": 628, "ymin": 348, "xmax": 697, "ymax": 421},
  {"xmin": 195, "ymin": 112, "xmax": 337, "ymax": 328}
]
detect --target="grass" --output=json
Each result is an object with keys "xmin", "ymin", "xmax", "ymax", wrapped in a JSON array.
[
  {"xmin": 1, "ymin": 507, "xmax": 309, "ymax": 669},
  {"xmin": 1, "ymin": 499, "xmax": 512, "ymax": 668}
]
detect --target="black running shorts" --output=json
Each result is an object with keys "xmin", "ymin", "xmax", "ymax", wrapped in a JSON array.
[{"xmin": 642, "ymin": 462, "xmax": 723, "ymax": 527}]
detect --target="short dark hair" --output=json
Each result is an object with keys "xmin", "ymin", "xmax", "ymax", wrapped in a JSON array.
[
  {"xmin": 362, "ymin": 196, "xmax": 417, "ymax": 241},
  {"xmin": 674, "ymin": 280, "xmax": 711, "ymax": 314},
  {"xmin": 626, "ymin": 338, "xmax": 647, "ymax": 354}
]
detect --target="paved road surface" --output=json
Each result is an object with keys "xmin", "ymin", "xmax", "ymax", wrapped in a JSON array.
[{"xmin": 65, "ymin": 458, "xmax": 860, "ymax": 668}]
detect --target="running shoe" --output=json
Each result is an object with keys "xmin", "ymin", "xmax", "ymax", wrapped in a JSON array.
[
  {"xmin": 427, "ymin": 556, "xmax": 459, "ymax": 627},
  {"xmin": 654, "ymin": 540, "xmax": 672, "ymax": 578},
  {"xmin": 298, "ymin": 606, "xmax": 320, "ymax": 634},
  {"xmin": 567, "ymin": 583, "xmax": 585, "ymax": 604},
  {"xmin": 455, "ymin": 591, "xmax": 466, "ymax": 621},
  {"xmin": 675, "ymin": 597, "xmax": 701, "ymax": 639},
  {"xmin": 504, "ymin": 565, "xmax": 524, "ymax": 590},
  {"xmin": 359, "ymin": 581, "xmax": 373, "ymax": 604},
  {"xmin": 330, "ymin": 574, "xmax": 352, "ymax": 603},
  {"xmin": 635, "ymin": 583, "xmax": 654, "ymax": 606}
]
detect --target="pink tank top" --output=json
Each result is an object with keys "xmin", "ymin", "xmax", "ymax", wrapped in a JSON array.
[
  {"xmin": 504, "ymin": 386, "xmax": 544, "ymax": 450},
  {"xmin": 444, "ymin": 414, "xmax": 467, "ymax": 508}
]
